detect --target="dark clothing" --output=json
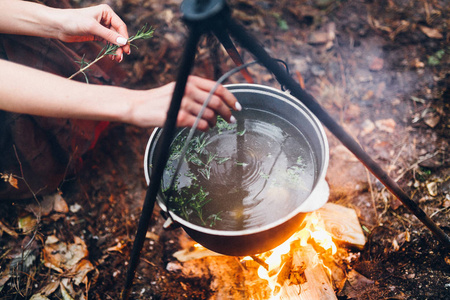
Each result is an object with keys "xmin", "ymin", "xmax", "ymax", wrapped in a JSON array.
[
  {"xmin": 0, "ymin": 111, "xmax": 109, "ymax": 200},
  {"xmin": 0, "ymin": 2, "xmax": 126, "ymax": 200}
]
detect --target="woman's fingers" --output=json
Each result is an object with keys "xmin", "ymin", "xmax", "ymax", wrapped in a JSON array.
[
  {"xmin": 147, "ymin": 77, "xmax": 240, "ymax": 130},
  {"xmin": 109, "ymin": 48, "xmax": 124, "ymax": 62},
  {"xmin": 86, "ymin": 4, "xmax": 130, "ymax": 61},
  {"xmin": 187, "ymin": 76, "xmax": 241, "ymax": 112},
  {"xmin": 105, "ymin": 7, "xmax": 131, "ymax": 58},
  {"xmin": 179, "ymin": 98, "xmax": 220, "ymax": 129},
  {"xmin": 182, "ymin": 76, "xmax": 240, "ymax": 126},
  {"xmin": 177, "ymin": 110, "xmax": 211, "ymax": 132},
  {"xmin": 184, "ymin": 86, "xmax": 227, "ymax": 121}
]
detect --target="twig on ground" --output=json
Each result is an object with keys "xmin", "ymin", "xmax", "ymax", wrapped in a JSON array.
[
  {"xmin": 394, "ymin": 150, "xmax": 442, "ymax": 182},
  {"xmin": 430, "ymin": 206, "xmax": 449, "ymax": 219}
]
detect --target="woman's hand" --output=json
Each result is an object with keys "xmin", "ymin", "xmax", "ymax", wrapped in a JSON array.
[
  {"xmin": 57, "ymin": 4, "xmax": 130, "ymax": 62},
  {"xmin": 128, "ymin": 76, "xmax": 242, "ymax": 131},
  {"xmin": 0, "ymin": 3, "xmax": 239, "ymax": 131},
  {"xmin": 0, "ymin": 2, "xmax": 130, "ymax": 62},
  {"xmin": 0, "ymin": 60, "xmax": 240, "ymax": 132}
]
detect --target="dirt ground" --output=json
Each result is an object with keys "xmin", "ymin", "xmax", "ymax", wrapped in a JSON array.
[{"xmin": 1, "ymin": 0, "xmax": 449, "ymax": 299}]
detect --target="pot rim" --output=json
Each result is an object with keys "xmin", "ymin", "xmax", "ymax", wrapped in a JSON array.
[{"xmin": 144, "ymin": 83, "xmax": 329, "ymax": 237}]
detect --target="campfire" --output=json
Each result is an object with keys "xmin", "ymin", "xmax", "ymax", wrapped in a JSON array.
[
  {"xmin": 172, "ymin": 202, "xmax": 366, "ymax": 299},
  {"xmin": 251, "ymin": 211, "xmax": 337, "ymax": 299}
]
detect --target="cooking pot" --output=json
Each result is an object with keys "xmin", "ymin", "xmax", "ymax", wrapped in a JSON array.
[{"xmin": 144, "ymin": 84, "xmax": 329, "ymax": 256}]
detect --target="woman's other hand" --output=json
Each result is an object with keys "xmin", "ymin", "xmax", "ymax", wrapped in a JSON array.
[{"xmin": 128, "ymin": 76, "xmax": 242, "ymax": 131}]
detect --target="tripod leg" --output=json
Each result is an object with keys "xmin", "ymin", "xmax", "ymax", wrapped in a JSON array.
[
  {"xmin": 226, "ymin": 19, "xmax": 450, "ymax": 247},
  {"xmin": 213, "ymin": 27, "xmax": 254, "ymax": 83},
  {"xmin": 122, "ymin": 25, "xmax": 202, "ymax": 300}
]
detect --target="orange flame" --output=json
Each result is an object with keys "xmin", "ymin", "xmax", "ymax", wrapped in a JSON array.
[
  {"xmin": 193, "ymin": 243, "xmax": 204, "ymax": 249},
  {"xmin": 256, "ymin": 212, "xmax": 337, "ymax": 299}
]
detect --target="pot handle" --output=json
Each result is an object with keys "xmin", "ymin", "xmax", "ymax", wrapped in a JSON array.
[
  {"xmin": 299, "ymin": 180, "xmax": 330, "ymax": 212},
  {"xmin": 157, "ymin": 202, "xmax": 181, "ymax": 230}
]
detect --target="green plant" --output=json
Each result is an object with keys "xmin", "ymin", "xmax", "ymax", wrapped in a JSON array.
[
  {"xmin": 427, "ymin": 49, "xmax": 445, "ymax": 66},
  {"xmin": 188, "ymin": 187, "xmax": 212, "ymax": 226},
  {"xmin": 216, "ymin": 116, "xmax": 237, "ymax": 134},
  {"xmin": 164, "ymin": 118, "xmax": 236, "ymax": 227},
  {"xmin": 68, "ymin": 24, "xmax": 154, "ymax": 81},
  {"xmin": 273, "ymin": 13, "xmax": 289, "ymax": 31},
  {"xmin": 207, "ymin": 212, "xmax": 223, "ymax": 227}
]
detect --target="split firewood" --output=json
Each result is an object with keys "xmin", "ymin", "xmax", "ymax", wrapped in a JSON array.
[
  {"xmin": 315, "ymin": 203, "xmax": 366, "ymax": 250},
  {"xmin": 173, "ymin": 246, "xmax": 223, "ymax": 262},
  {"xmin": 278, "ymin": 243, "xmax": 336, "ymax": 300}
]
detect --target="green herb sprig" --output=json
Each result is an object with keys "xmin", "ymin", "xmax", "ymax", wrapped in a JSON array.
[
  {"xmin": 163, "ymin": 117, "xmax": 241, "ymax": 228},
  {"xmin": 68, "ymin": 24, "xmax": 154, "ymax": 81}
]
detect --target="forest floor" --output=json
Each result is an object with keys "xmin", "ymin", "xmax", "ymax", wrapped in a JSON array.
[{"xmin": 1, "ymin": 0, "xmax": 449, "ymax": 299}]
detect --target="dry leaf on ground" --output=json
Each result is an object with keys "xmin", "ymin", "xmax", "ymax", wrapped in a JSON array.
[
  {"xmin": 43, "ymin": 236, "xmax": 89, "ymax": 272},
  {"xmin": 1, "ymin": 173, "xmax": 19, "ymax": 189},
  {"xmin": 419, "ymin": 25, "xmax": 443, "ymax": 39}
]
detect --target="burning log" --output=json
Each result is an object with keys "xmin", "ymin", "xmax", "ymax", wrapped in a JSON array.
[
  {"xmin": 170, "ymin": 203, "xmax": 365, "ymax": 300},
  {"xmin": 277, "ymin": 243, "xmax": 336, "ymax": 300},
  {"xmin": 251, "ymin": 203, "xmax": 365, "ymax": 299}
]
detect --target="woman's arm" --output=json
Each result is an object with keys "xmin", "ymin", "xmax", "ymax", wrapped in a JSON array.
[
  {"xmin": 0, "ymin": 0, "xmax": 62, "ymax": 38},
  {"xmin": 0, "ymin": 1, "xmax": 130, "ymax": 61},
  {"xmin": 0, "ymin": 1, "xmax": 239, "ymax": 129},
  {"xmin": 0, "ymin": 59, "xmax": 239, "ymax": 131}
]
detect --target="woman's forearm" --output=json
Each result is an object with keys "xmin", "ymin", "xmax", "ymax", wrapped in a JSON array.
[
  {"xmin": 0, "ymin": 1, "xmax": 64, "ymax": 39},
  {"xmin": 0, "ymin": 2, "xmax": 238, "ymax": 131},
  {"xmin": 0, "ymin": 59, "xmax": 239, "ymax": 131},
  {"xmin": 0, "ymin": 59, "xmax": 155, "ymax": 125}
]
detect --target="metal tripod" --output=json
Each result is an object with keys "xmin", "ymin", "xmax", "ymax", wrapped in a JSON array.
[{"xmin": 122, "ymin": 0, "xmax": 449, "ymax": 298}]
